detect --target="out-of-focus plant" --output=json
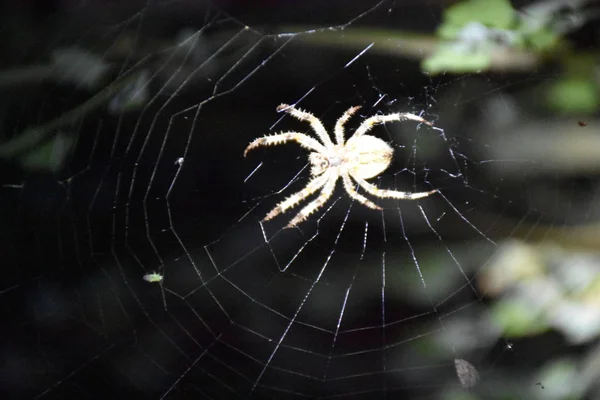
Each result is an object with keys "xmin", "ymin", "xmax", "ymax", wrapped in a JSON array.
[
  {"xmin": 424, "ymin": 0, "xmax": 600, "ymax": 117},
  {"xmin": 0, "ymin": 27, "xmax": 221, "ymax": 172},
  {"xmin": 480, "ymin": 240, "xmax": 600, "ymax": 344},
  {"xmin": 546, "ymin": 52, "xmax": 600, "ymax": 115},
  {"xmin": 476, "ymin": 240, "xmax": 600, "ymax": 398},
  {"xmin": 422, "ymin": 0, "xmax": 596, "ymax": 75}
]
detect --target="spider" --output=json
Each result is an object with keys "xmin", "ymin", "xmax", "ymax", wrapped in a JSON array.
[{"xmin": 244, "ymin": 104, "xmax": 438, "ymax": 228}]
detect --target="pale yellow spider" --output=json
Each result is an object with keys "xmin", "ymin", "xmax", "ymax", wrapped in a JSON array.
[{"xmin": 244, "ymin": 104, "xmax": 438, "ymax": 228}]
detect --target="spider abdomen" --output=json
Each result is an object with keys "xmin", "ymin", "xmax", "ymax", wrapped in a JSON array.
[{"xmin": 345, "ymin": 135, "xmax": 393, "ymax": 179}]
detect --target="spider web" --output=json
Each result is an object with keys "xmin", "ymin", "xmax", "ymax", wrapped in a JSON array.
[{"xmin": 2, "ymin": 0, "xmax": 598, "ymax": 399}]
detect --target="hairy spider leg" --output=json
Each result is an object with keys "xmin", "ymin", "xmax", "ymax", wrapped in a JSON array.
[
  {"xmin": 244, "ymin": 131, "xmax": 327, "ymax": 157},
  {"xmin": 341, "ymin": 171, "xmax": 380, "ymax": 209},
  {"xmin": 352, "ymin": 175, "xmax": 437, "ymax": 200},
  {"xmin": 334, "ymin": 105, "xmax": 361, "ymax": 145},
  {"xmin": 263, "ymin": 171, "xmax": 330, "ymax": 222},
  {"xmin": 286, "ymin": 171, "xmax": 337, "ymax": 228},
  {"xmin": 351, "ymin": 112, "xmax": 433, "ymax": 139},
  {"xmin": 277, "ymin": 104, "xmax": 334, "ymax": 148}
]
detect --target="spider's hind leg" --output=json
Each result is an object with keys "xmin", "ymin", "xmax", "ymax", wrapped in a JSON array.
[
  {"xmin": 286, "ymin": 174, "xmax": 337, "ymax": 228},
  {"xmin": 354, "ymin": 175, "xmax": 437, "ymax": 200},
  {"xmin": 263, "ymin": 172, "xmax": 330, "ymax": 223},
  {"xmin": 341, "ymin": 172, "xmax": 380, "ymax": 210}
]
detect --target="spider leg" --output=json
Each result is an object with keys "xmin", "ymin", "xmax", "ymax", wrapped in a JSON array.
[
  {"xmin": 244, "ymin": 131, "xmax": 327, "ymax": 157},
  {"xmin": 286, "ymin": 173, "xmax": 337, "ymax": 228},
  {"xmin": 263, "ymin": 172, "xmax": 330, "ymax": 222},
  {"xmin": 341, "ymin": 171, "xmax": 380, "ymax": 210},
  {"xmin": 351, "ymin": 112, "xmax": 433, "ymax": 140},
  {"xmin": 334, "ymin": 106, "xmax": 361, "ymax": 145},
  {"xmin": 352, "ymin": 175, "xmax": 437, "ymax": 200},
  {"xmin": 277, "ymin": 104, "xmax": 335, "ymax": 148}
]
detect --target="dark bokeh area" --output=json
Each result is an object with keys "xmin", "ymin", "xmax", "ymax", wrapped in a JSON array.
[{"xmin": 2, "ymin": 1, "xmax": 600, "ymax": 399}]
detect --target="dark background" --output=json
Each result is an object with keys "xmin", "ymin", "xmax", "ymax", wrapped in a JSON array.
[{"xmin": 1, "ymin": 0, "xmax": 600, "ymax": 399}]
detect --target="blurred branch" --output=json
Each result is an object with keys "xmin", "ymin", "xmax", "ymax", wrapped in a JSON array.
[
  {"xmin": 458, "ymin": 210, "xmax": 600, "ymax": 251},
  {"xmin": 482, "ymin": 119, "xmax": 600, "ymax": 177},
  {"xmin": 279, "ymin": 26, "xmax": 541, "ymax": 72}
]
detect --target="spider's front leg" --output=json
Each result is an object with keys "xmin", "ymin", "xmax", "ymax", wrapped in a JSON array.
[
  {"xmin": 244, "ymin": 131, "xmax": 326, "ymax": 157},
  {"xmin": 352, "ymin": 112, "xmax": 433, "ymax": 139},
  {"xmin": 334, "ymin": 105, "xmax": 361, "ymax": 145},
  {"xmin": 277, "ymin": 104, "xmax": 334, "ymax": 148}
]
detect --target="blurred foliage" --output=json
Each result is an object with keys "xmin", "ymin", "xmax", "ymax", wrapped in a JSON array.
[
  {"xmin": 0, "ymin": 58, "xmax": 144, "ymax": 172},
  {"xmin": 536, "ymin": 358, "xmax": 582, "ymax": 399},
  {"xmin": 441, "ymin": 0, "xmax": 515, "ymax": 30},
  {"xmin": 481, "ymin": 241, "xmax": 600, "ymax": 345},
  {"xmin": 18, "ymin": 133, "xmax": 73, "ymax": 172},
  {"xmin": 478, "ymin": 241, "xmax": 600, "ymax": 398},
  {"xmin": 423, "ymin": 0, "xmax": 600, "ymax": 121},
  {"xmin": 423, "ymin": 0, "xmax": 562, "ymax": 74},
  {"xmin": 546, "ymin": 53, "xmax": 600, "ymax": 114},
  {"xmin": 491, "ymin": 298, "xmax": 550, "ymax": 337}
]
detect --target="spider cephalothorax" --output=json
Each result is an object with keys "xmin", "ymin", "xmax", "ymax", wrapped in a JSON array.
[{"xmin": 244, "ymin": 104, "xmax": 437, "ymax": 228}]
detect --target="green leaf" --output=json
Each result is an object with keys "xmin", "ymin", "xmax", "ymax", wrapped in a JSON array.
[
  {"xmin": 437, "ymin": 23, "xmax": 463, "ymax": 41},
  {"xmin": 546, "ymin": 79, "xmax": 600, "ymax": 115},
  {"xmin": 422, "ymin": 44, "xmax": 491, "ymax": 75},
  {"xmin": 525, "ymin": 27, "xmax": 559, "ymax": 50},
  {"xmin": 444, "ymin": 0, "xmax": 516, "ymax": 30},
  {"xmin": 491, "ymin": 299, "xmax": 549, "ymax": 337}
]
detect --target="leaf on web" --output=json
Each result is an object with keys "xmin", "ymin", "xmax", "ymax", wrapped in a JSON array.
[{"xmin": 454, "ymin": 358, "xmax": 480, "ymax": 389}]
